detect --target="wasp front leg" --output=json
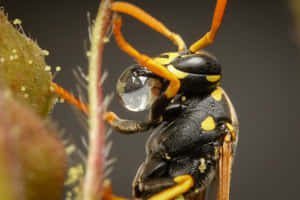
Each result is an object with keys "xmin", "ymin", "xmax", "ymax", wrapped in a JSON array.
[{"xmin": 105, "ymin": 111, "xmax": 154, "ymax": 134}]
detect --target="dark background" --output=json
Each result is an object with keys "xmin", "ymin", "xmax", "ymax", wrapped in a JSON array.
[{"xmin": 1, "ymin": 0, "xmax": 300, "ymax": 200}]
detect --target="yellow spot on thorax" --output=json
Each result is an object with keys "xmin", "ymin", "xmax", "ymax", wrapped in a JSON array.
[
  {"xmin": 211, "ymin": 87, "xmax": 223, "ymax": 101},
  {"xmin": 206, "ymin": 75, "xmax": 221, "ymax": 82},
  {"xmin": 201, "ymin": 116, "xmax": 216, "ymax": 131}
]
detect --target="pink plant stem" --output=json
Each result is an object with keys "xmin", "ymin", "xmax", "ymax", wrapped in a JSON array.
[{"xmin": 83, "ymin": 0, "xmax": 112, "ymax": 200}]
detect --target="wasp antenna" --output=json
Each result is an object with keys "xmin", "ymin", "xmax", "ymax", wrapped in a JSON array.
[
  {"xmin": 111, "ymin": 1, "xmax": 186, "ymax": 51},
  {"xmin": 189, "ymin": 0, "xmax": 228, "ymax": 52}
]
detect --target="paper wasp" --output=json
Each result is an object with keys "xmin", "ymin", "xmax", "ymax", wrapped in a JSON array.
[{"xmin": 52, "ymin": 1, "xmax": 238, "ymax": 200}]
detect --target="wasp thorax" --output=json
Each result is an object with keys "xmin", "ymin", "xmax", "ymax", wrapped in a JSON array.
[{"xmin": 117, "ymin": 65, "xmax": 163, "ymax": 112}]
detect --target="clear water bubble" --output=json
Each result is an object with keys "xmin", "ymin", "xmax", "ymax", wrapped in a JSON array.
[{"xmin": 117, "ymin": 66, "xmax": 162, "ymax": 112}]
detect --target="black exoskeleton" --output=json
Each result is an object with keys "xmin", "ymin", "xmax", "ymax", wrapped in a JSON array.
[{"xmin": 107, "ymin": 51, "xmax": 238, "ymax": 199}]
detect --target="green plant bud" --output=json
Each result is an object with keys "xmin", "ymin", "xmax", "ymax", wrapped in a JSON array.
[{"xmin": 0, "ymin": 10, "xmax": 56, "ymax": 117}]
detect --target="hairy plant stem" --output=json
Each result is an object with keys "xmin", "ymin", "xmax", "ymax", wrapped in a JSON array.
[{"xmin": 83, "ymin": 0, "xmax": 112, "ymax": 200}]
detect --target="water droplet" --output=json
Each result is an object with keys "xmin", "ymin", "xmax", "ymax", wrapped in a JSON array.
[{"xmin": 117, "ymin": 66, "xmax": 162, "ymax": 112}]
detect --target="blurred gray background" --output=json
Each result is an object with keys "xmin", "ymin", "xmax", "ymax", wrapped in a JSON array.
[{"xmin": 1, "ymin": 0, "xmax": 300, "ymax": 200}]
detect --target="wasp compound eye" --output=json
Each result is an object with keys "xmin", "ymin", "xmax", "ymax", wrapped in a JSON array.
[{"xmin": 117, "ymin": 66, "xmax": 163, "ymax": 112}]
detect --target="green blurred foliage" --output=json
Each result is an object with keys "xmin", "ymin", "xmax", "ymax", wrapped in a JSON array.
[
  {"xmin": 0, "ymin": 89, "xmax": 66, "ymax": 200},
  {"xmin": 0, "ymin": 8, "xmax": 68, "ymax": 200},
  {"xmin": 0, "ymin": 10, "xmax": 56, "ymax": 117}
]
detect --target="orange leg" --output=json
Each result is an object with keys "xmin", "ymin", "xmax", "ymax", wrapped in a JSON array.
[
  {"xmin": 102, "ymin": 183, "xmax": 128, "ymax": 200},
  {"xmin": 189, "ymin": 0, "xmax": 228, "ymax": 52},
  {"xmin": 111, "ymin": 2, "xmax": 186, "ymax": 51},
  {"xmin": 50, "ymin": 82, "xmax": 89, "ymax": 115},
  {"xmin": 103, "ymin": 175, "xmax": 193, "ymax": 200},
  {"xmin": 148, "ymin": 175, "xmax": 194, "ymax": 200},
  {"xmin": 113, "ymin": 16, "xmax": 180, "ymax": 99}
]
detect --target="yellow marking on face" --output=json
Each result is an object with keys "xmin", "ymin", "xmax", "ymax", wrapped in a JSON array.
[
  {"xmin": 201, "ymin": 116, "xmax": 216, "ymax": 131},
  {"xmin": 167, "ymin": 65, "xmax": 188, "ymax": 79},
  {"xmin": 211, "ymin": 87, "xmax": 223, "ymax": 101},
  {"xmin": 153, "ymin": 52, "xmax": 179, "ymax": 65},
  {"xmin": 206, "ymin": 75, "xmax": 221, "ymax": 82}
]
